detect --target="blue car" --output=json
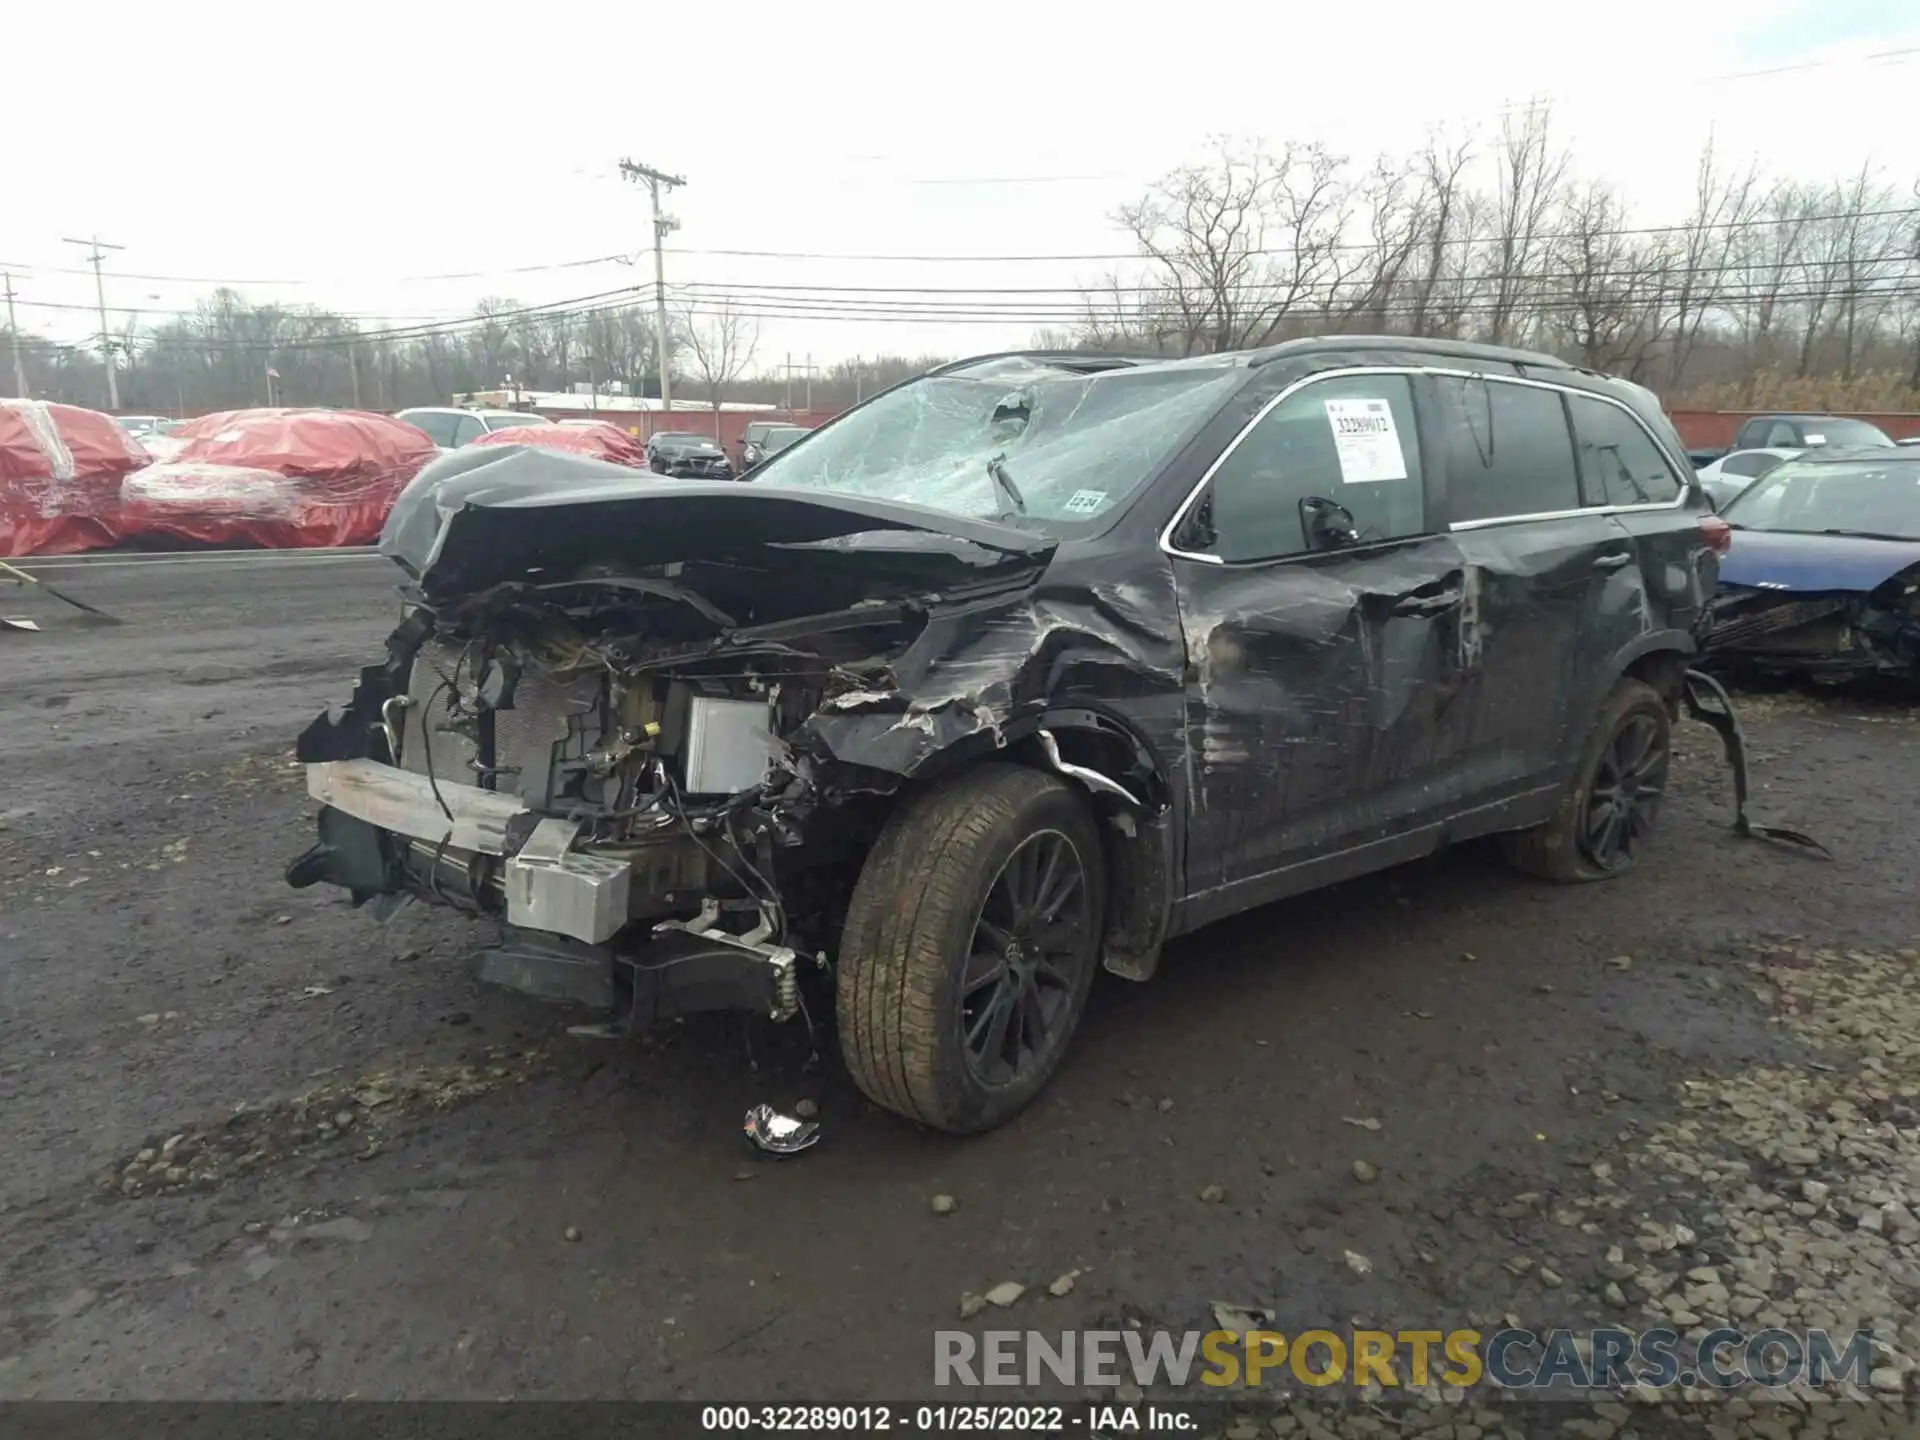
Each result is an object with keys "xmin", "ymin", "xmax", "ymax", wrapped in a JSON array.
[{"xmin": 1706, "ymin": 447, "xmax": 1920, "ymax": 680}]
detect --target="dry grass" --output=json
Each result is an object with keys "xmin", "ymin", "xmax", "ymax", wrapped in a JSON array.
[{"xmin": 1676, "ymin": 368, "xmax": 1920, "ymax": 413}]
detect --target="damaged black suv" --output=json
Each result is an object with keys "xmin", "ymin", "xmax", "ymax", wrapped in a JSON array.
[{"xmin": 288, "ymin": 339, "xmax": 1726, "ymax": 1133}]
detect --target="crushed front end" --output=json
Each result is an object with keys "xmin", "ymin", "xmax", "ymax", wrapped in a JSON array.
[
  {"xmin": 1705, "ymin": 577, "xmax": 1920, "ymax": 682},
  {"xmin": 287, "ymin": 604, "xmax": 832, "ymax": 1027},
  {"xmin": 285, "ymin": 454, "xmax": 1056, "ymax": 1031}
]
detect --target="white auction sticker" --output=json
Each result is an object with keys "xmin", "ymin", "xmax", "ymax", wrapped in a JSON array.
[
  {"xmin": 1323, "ymin": 398, "xmax": 1407, "ymax": 483},
  {"xmin": 1062, "ymin": 488, "xmax": 1108, "ymax": 514}
]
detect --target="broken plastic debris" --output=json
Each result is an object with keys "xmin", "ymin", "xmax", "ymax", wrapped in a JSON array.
[
  {"xmin": 743, "ymin": 1103, "xmax": 820, "ymax": 1156},
  {"xmin": 1211, "ymin": 1302, "xmax": 1276, "ymax": 1339}
]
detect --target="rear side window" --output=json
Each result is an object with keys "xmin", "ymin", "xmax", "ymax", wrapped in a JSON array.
[
  {"xmin": 1431, "ymin": 377, "xmax": 1579, "ymax": 523},
  {"xmin": 1720, "ymin": 451, "xmax": 1787, "ymax": 480},
  {"xmin": 451, "ymin": 415, "xmax": 485, "ymax": 447},
  {"xmin": 402, "ymin": 411, "xmax": 459, "ymax": 447},
  {"xmin": 1205, "ymin": 374, "xmax": 1426, "ymax": 563},
  {"xmin": 1567, "ymin": 394, "xmax": 1683, "ymax": 507}
]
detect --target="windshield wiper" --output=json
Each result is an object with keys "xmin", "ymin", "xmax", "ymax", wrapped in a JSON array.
[
  {"xmin": 1817, "ymin": 528, "xmax": 1916, "ymax": 542},
  {"xmin": 985, "ymin": 454, "xmax": 1027, "ymax": 518}
]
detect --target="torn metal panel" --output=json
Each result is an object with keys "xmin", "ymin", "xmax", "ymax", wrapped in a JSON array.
[
  {"xmin": 379, "ymin": 446, "xmax": 1054, "ymax": 598},
  {"xmin": 1170, "ymin": 534, "xmax": 1481, "ymax": 895}
]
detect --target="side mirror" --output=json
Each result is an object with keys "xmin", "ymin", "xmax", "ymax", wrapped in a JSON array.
[{"xmin": 1299, "ymin": 496, "xmax": 1361, "ymax": 551}]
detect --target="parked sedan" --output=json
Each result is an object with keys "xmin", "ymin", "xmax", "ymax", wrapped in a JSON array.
[
  {"xmin": 1730, "ymin": 414, "xmax": 1894, "ymax": 451},
  {"xmin": 1696, "ymin": 447, "xmax": 1799, "ymax": 509},
  {"xmin": 739, "ymin": 423, "xmax": 810, "ymax": 473},
  {"xmin": 288, "ymin": 339, "xmax": 1726, "ymax": 1133},
  {"xmin": 1706, "ymin": 448, "xmax": 1920, "ymax": 681},
  {"xmin": 646, "ymin": 430, "xmax": 731, "ymax": 478}
]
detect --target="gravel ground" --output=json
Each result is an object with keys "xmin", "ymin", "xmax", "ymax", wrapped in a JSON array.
[{"xmin": 2, "ymin": 554, "xmax": 1918, "ymax": 1434}]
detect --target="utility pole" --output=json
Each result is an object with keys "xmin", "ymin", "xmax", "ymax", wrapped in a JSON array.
[
  {"xmin": 3, "ymin": 271, "xmax": 26, "ymax": 397},
  {"xmin": 618, "ymin": 158, "xmax": 685, "ymax": 413},
  {"xmin": 62, "ymin": 236, "xmax": 124, "ymax": 410},
  {"xmin": 782, "ymin": 354, "xmax": 818, "ymax": 418}
]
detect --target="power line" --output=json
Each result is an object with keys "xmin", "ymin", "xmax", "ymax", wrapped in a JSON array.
[
  {"xmin": 19, "ymin": 266, "xmax": 1920, "ymax": 352},
  {"xmin": 0, "ymin": 250, "xmax": 635, "ymax": 287},
  {"xmin": 658, "ymin": 205, "xmax": 1920, "ymax": 265},
  {"xmin": 10, "ymin": 204, "xmax": 1917, "ymax": 337}
]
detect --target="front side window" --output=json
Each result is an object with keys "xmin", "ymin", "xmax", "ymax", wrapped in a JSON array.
[
  {"xmin": 1567, "ymin": 393, "xmax": 1683, "ymax": 507},
  {"xmin": 1198, "ymin": 374, "xmax": 1426, "ymax": 563},
  {"xmin": 749, "ymin": 360, "xmax": 1245, "ymax": 531},
  {"xmin": 1432, "ymin": 377, "xmax": 1579, "ymax": 523}
]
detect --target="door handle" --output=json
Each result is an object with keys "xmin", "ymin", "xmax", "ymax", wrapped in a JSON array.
[
  {"xmin": 1593, "ymin": 551, "xmax": 1633, "ymax": 572},
  {"xmin": 1392, "ymin": 587, "xmax": 1462, "ymax": 616}
]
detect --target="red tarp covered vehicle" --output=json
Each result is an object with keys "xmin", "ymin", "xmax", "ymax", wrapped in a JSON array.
[
  {"xmin": 119, "ymin": 409, "xmax": 438, "ymax": 548},
  {"xmin": 1, "ymin": 400, "xmax": 151, "ymax": 557},
  {"xmin": 469, "ymin": 420, "xmax": 651, "ymax": 468}
]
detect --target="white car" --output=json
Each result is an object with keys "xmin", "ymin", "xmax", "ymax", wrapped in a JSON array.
[
  {"xmin": 1696, "ymin": 447, "xmax": 1800, "ymax": 510},
  {"xmin": 395, "ymin": 407, "xmax": 552, "ymax": 454}
]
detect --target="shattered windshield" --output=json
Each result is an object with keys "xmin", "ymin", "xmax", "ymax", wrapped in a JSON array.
[
  {"xmin": 746, "ymin": 362, "xmax": 1244, "ymax": 528},
  {"xmin": 1720, "ymin": 458, "xmax": 1920, "ymax": 540}
]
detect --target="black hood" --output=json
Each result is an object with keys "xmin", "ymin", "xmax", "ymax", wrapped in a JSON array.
[{"xmin": 380, "ymin": 446, "xmax": 1055, "ymax": 598}]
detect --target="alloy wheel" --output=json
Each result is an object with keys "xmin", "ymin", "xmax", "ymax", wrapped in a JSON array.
[{"xmin": 958, "ymin": 829, "xmax": 1094, "ymax": 1087}]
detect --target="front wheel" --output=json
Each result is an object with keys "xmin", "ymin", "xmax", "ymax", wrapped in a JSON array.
[
  {"xmin": 1501, "ymin": 678, "xmax": 1672, "ymax": 883},
  {"xmin": 836, "ymin": 764, "xmax": 1105, "ymax": 1133}
]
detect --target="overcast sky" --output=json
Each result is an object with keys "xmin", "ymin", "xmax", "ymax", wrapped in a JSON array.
[{"xmin": 6, "ymin": 0, "xmax": 1917, "ymax": 374}]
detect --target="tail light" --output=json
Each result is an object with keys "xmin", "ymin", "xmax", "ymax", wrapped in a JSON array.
[{"xmin": 1698, "ymin": 514, "xmax": 1732, "ymax": 554}]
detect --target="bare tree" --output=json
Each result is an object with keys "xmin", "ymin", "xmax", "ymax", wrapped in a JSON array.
[
  {"xmin": 1482, "ymin": 104, "xmax": 1569, "ymax": 345},
  {"xmin": 1404, "ymin": 130, "xmax": 1481, "ymax": 339},
  {"xmin": 1821, "ymin": 164, "xmax": 1908, "ymax": 379},
  {"xmin": 468, "ymin": 298, "xmax": 517, "ymax": 386},
  {"xmin": 1547, "ymin": 181, "xmax": 1668, "ymax": 374},
  {"xmin": 1661, "ymin": 140, "xmax": 1764, "ymax": 389},
  {"xmin": 1114, "ymin": 136, "xmax": 1347, "ymax": 354},
  {"xmin": 676, "ymin": 298, "xmax": 761, "ymax": 438},
  {"xmin": 1329, "ymin": 155, "xmax": 1430, "ymax": 330},
  {"xmin": 1727, "ymin": 181, "xmax": 1816, "ymax": 374}
]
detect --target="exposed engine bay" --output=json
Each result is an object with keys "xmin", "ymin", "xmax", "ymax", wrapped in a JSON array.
[{"xmin": 289, "ymin": 553, "xmax": 959, "ymax": 1019}]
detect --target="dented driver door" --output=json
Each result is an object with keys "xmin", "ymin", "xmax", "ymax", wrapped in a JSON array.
[{"xmin": 1163, "ymin": 370, "xmax": 1485, "ymax": 915}]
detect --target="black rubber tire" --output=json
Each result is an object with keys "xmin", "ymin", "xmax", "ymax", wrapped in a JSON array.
[
  {"xmin": 836, "ymin": 763, "xmax": 1105, "ymax": 1134},
  {"xmin": 1501, "ymin": 678, "xmax": 1672, "ymax": 883}
]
